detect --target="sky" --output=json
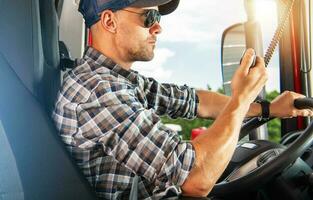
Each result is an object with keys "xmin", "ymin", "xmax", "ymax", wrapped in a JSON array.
[{"xmin": 133, "ymin": 0, "xmax": 281, "ymax": 92}]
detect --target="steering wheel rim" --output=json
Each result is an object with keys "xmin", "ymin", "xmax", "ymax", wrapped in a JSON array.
[{"xmin": 210, "ymin": 98, "xmax": 313, "ymax": 196}]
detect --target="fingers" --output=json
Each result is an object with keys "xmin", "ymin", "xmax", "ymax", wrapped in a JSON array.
[
  {"xmin": 240, "ymin": 48, "xmax": 256, "ymax": 74},
  {"xmin": 287, "ymin": 91, "xmax": 313, "ymax": 117},
  {"xmin": 293, "ymin": 109, "xmax": 313, "ymax": 117},
  {"xmin": 254, "ymin": 56, "xmax": 265, "ymax": 67},
  {"xmin": 250, "ymin": 56, "xmax": 268, "ymax": 83}
]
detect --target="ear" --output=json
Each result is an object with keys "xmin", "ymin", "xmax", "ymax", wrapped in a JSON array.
[{"xmin": 99, "ymin": 10, "xmax": 117, "ymax": 33}]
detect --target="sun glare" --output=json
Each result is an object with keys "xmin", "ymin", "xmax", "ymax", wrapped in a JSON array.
[{"xmin": 255, "ymin": 0, "xmax": 278, "ymax": 23}]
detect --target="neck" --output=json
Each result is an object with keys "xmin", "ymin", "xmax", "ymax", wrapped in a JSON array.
[{"xmin": 91, "ymin": 39, "xmax": 133, "ymax": 71}]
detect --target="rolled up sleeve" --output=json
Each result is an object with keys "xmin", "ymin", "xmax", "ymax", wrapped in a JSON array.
[{"xmin": 138, "ymin": 76, "xmax": 199, "ymax": 119}]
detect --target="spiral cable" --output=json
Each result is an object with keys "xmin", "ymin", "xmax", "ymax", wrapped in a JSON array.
[{"xmin": 264, "ymin": 0, "xmax": 296, "ymax": 67}]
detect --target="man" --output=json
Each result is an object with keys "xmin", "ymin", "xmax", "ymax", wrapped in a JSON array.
[{"xmin": 53, "ymin": 0, "xmax": 313, "ymax": 199}]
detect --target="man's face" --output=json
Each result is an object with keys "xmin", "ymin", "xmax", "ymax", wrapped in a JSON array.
[{"xmin": 115, "ymin": 6, "xmax": 162, "ymax": 62}]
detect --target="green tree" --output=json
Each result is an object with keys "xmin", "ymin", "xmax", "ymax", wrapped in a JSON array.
[
  {"xmin": 265, "ymin": 90, "xmax": 281, "ymax": 143},
  {"xmin": 161, "ymin": 117, "xmax": 213, "ymax": 140},
  {"xmin": 266, "ymin": 90, "xmax": 279, "ymax": 101},
  {"xmin": 217, "ymin": 87, "xmax": 225, "ymax": 95}
]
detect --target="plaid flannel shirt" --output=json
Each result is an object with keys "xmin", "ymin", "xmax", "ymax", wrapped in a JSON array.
[{"xmin": 52, "ymin": 47, "xmax": 199, "ymax": 199}]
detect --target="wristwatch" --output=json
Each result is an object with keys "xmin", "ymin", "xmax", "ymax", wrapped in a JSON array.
[{"xmin": 256, "ymin": 99, "xmax": 271, "ymax": 121}]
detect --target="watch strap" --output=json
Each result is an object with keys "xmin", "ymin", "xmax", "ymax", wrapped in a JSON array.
[{"xmin": 256, "ymin": 99, "xmax": 271, "ymax": 121}]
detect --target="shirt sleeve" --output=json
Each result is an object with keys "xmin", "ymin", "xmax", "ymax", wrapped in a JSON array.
[
  {"xmin": 138, "ymin": 75, "xmax": 199, "ymax": 119},
  {"xmin": 76, "ymin": 81, "xmax": 195, "ymax": 191}
]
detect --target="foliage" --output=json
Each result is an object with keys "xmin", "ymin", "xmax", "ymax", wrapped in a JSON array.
[
  {"xmin": 217, "ymin": 87, "xmax": 225, "ymax": 95},
  {"xmin": 161, "ymin": 116, "xmax": 213, "ymax": 140},
  {"xmin": 161, "ymin": 88, "xmax": 281, "ymax": 143},
  {"xmin": 265, "ymin": 90, "xmax": 281, "ymax": 143}
]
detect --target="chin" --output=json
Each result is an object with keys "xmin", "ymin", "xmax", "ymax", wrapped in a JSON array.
[
  {"xmin": 144, "ymin": 55, "xmax": 154, "ymax": 61},
  {"xmin": 130, "ymin": 48, "xmax": 154, "ymax": 61},
  {"xmin": 138, "ymin": 53, "xmax": 154, "ymax": 62}
]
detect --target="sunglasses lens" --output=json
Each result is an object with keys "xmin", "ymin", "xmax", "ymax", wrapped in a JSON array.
[{"xmin": 144, "ymin": 10, "xmax": 161, "ymax": 28}]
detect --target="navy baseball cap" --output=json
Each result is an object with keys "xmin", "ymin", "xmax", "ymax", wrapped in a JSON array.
[{"xmin": 79, "ymin": 0, "xmax": 180, "ymax": 28}]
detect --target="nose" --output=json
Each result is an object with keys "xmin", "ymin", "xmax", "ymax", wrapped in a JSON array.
[{"xmin": 149, "ymin": 22, "xmax": 162, "ymax": 35}]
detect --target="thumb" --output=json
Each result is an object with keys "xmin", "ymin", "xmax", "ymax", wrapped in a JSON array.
[{"xmin": 239, "ymin": 48, "xmax": 256, "ymax": 75}]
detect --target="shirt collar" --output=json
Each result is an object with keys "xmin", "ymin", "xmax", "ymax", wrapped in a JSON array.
[{"xmin": 83, "ymin": 46, "xmax": 139, "ymax": 84}]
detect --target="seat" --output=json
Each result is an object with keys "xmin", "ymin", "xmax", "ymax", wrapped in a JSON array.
[{"xmin": 0, "ymin": 0, "xmax": 96, "ymax": 199}]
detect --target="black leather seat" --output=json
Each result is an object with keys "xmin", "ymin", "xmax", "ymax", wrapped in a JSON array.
[{"xmin": 0, "ymin": 0, "xmax": 96, "ymax": 199}]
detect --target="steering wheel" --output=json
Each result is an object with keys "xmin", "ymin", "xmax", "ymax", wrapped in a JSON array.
[{"xmin": 210, "ymin": 98, "xmax": 313, "ymax": 196}]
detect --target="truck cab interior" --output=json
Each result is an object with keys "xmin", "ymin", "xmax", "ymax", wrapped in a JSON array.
[{"xmin": 0, "ymin": 0, "xmax": 312, "ymax": 199}]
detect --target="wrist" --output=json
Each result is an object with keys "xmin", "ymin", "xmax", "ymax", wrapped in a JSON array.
[
  {"xmin": 248, "ymin": 102, "xmax": 262, "ymax": 117},
  {"xmin": 231, "ymin": 92, "xmax": 255, "ymax": 106},
  {"xmin": 229, "ymin": 97, "xmax": 250, "ymax": 114},
  {"xmin": 255, "ymin": 99, "xmax": 271, "ymax": 121},
  {"xmin": 269, "ymin": 103, "xmax": 277, "ymax": 117}
]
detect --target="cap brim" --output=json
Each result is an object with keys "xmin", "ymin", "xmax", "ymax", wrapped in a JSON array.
[
  {"xmin": 159, "ymin": 0, "xmax": 179, "ymax": 15},
  {"xmin": 131, "ymin": 0, "xmax": 180, "ymax": 15}
]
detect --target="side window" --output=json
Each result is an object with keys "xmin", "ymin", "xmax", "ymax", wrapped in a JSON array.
[
  {"xmin": 134, "ymin": 0, "xmax": 281, "ymax": 141},
  {"xmin": 133, "ymin": 1, "xmax": 247, "ymax": 140},
  {"xmin": 134, "ymin": 1, "xmax": 246, "ymax": 91}
]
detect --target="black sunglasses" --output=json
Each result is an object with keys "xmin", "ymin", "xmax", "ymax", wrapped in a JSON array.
[{"xmin": 121, "ymin": 9, "xmax": 161, "ymax": 28}]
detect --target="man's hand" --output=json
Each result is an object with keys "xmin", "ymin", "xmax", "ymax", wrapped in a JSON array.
[
  {"xmin": 270, "ymin": 91, "xmax": 313, "ymax": 118},
  {"xmin": 182, "ymin": 49, "xmax": 268, "ymax": 197},
  {"xmin": 231, "ymin": 49, "xmax": 268, "ymax": 105}
]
